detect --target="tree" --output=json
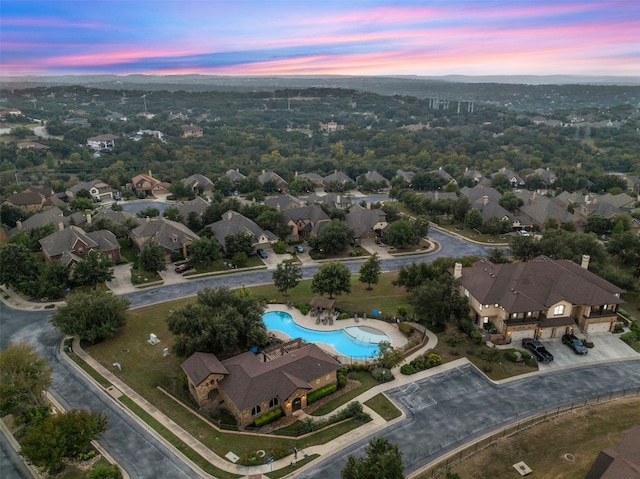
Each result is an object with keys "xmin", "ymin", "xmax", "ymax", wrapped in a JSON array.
[
  {"xmin": 377, "ymin": 341, "xmax": 404, "ymax": 369},
  {"xmin": 490, "ymin": 173, "xmax": 511, "ymax": 192},
  {"xmin": 51, "ymin": 290, "xmax": 130, "ymax": 343},
  {"xmin": 341, "ymin": 437, "xmax": 404, "ymax": 479},
  {"xmin": 311, "ymin": 261, "xmax": 351, "ymax": 299},
  {"xmin": 487, "ymin": 248, "xmax": 510, "ymax": 264},
  {"xmin": 20, "ymin": 409, "xmax": 107, "ymax": 473},
  {"xmin": 464, "ymin": 209, "xmax": 483, "ymax": 230},
  {"xmin": 139, "ymin": 242, "xmax": 166, "ymax": 273},
  {"xmin": 359, "ymin": 253, "xmax": 381, "ymax": 290},
  {"xmin": 69, "ymin": 197, "xmax": 95, "ymax": 212},
  {"xmin": 0, "ymin": 243, "xmax": 39, "ymax": 290},
  {"xmin": 410, "ymin": 274, "xmax": 469, "ymax": 327},
  {"xmin": 272, "ymin": 259, "xmax": 302, "ymax": 296},
  {"xmin": 166, "ymin": 287, "xmax": 268, "ymax": 358},
  {"xmin": 499, "ymin": 191, "xmax": 523, "ymax": 213},
  {"xmin": 188, "ymin": 237, "xmax": 221, "ymax": 265},
  {"xmin": 0, "ymin": 342, "xmax": 52, "ymax": 416},
  {"xmin": 509, "ymin": 235, "xmax": 541, "ymax": 261},
  {"xmin": 386, "ymin": 219, "xmax": 418, "ymax": 249},
  {"xmin": 163, "ymin": 206, "xmax": 183, "ymax": 223},
  {"xmin": 71, "ymin": 250, "xmax": 114, "ymax": 289},
  {"xmin": 169, "ymin": 180, "xmax": 195, "ymax": 200},
  {"xmin": 224, "ymin": 231, "xmax": 254, "ymax": 258},
  {"xmin": 315, "ymin": 220, "xmax": 353, "ymax": 255},
  {"xmin": 136, "ymin": 206, "xmax": 160, "ymax": 219}
]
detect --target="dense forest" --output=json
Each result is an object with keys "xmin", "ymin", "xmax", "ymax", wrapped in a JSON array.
[{"xmin": 0, "ymin": 83, "xmax": 638, "ymax": 196}]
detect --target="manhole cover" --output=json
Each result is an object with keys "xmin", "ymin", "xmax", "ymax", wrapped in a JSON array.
[{"xmin": 564, "ymin": 453, "xmax": 575, "ymax": 462}]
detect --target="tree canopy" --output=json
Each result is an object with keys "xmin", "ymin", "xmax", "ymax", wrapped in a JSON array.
[
  {"xmin": 0, "ymin": 342, "xmax": 52, "ymax": 416},
  {"xmin": 359, "ymin": 253, "xmax": 381, "ymax": 290},
  {"xmin": 311, "ymin": 261, "xmax": 352, "ymax": 299},
  {"xmin": 71, "ymin": 250, "xmax": 114, "ymax": 289},
  {"xmin": 51, "ymin": 290, "xmax": 130, "ymax": 342},
  {"xmin": 139, "ymin": 241, "xmax": 166, "ymax": 273},
  {"xmin": 166, "ymin": 287, "xmax": 268, "ymax": 358},
  {"xmin": 272, "ymin": 259, "xmax": 302, "ymax": 296},
  {"xmin": 20, "ymin": 409, "xmax": 108, "ymax": 473},
  {"xmin": 341, "ymin": 437, "xmax": 404, "ymax": 479},
  {"xmin": 313, "ymin": 219, "xmax": 353, "ymax": 255}
]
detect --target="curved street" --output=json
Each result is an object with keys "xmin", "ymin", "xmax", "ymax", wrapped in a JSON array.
[{"xmin": 2, "ymin": 230, "xmax": 638, "ymax": 479}]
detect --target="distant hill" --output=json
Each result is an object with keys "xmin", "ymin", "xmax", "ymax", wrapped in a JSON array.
[{"xmin": 2, "ymin": 74, "xmax": 638, "ymax": 111}]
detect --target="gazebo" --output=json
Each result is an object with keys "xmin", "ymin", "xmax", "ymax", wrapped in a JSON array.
[{"xmin": 310, "ymin": 297, "xmax": 336, "ymax": 324}]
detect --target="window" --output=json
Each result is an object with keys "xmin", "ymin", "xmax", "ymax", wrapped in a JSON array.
[
  {"xmin": 511, "ymin": 313, "xmax": 517, "ymax": 319},
  {"xmin": 553, "ymin": 305, "xmax": 565, "ymax": 316},
  {"xmin": 269, "ymin": 398, "xmax": 278, "ymax": 408},
  {"xmin": 527, "ymin": 311, "xmax": 533, "ymax": 317},
  {"xmin": 326, "ymin": 375, "xmax": 330, "ymax": 380},
  {"xmin": 316, "ymin": 379, "xmax": 320, "ymax": 384},
  {"xmin": 251, "ymin": 405, "xmax": 261, "ymax": 416}
]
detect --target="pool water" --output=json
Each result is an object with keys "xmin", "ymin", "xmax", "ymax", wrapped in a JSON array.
[{"xmin": 262, "ymin": 310, "xmax": 390, "ymax": 358}]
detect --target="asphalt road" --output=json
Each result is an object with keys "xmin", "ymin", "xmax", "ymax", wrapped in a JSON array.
[
  {"xmin": 296, "ymin": 359, "xmax": 640, "ymax": 478},
  {"xmin": 0, "ymin": 230, "xmax": 521, "ymax": 478}
]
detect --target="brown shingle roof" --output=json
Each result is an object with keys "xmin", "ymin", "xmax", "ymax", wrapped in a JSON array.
[
  {"xmin": 220, "ymin": 344, "xmax": 340, "ymax": 411},
  {"xmin": 181, "ymin": 352, "xmax": 229, "ymax": 386},
  {"xmin": 458, "ymin": 256, "xmax": 624, "ymax": 314}
]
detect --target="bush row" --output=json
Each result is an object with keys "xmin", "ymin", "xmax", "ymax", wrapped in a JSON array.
[
  {"xmin": 459, "ymin": 320, "xmax": 483, "ymax": 344},
  {"xmin": 254, "ymin": 407, "xmax": 284, "ymax": 427},
  {"xmin": 307, "ymin": 384, "xmax": 337, "ymax": 404},
  {"xmin": 400, "ymin": 352, "xmax": 442, "ymax": 375},
  {"xmin": 290, "ymin": 401, "xmax": 371, "ymax": 436},
  {"xmin": 620, "ymin": 320, "xmax": 640, "ymax": 345}
]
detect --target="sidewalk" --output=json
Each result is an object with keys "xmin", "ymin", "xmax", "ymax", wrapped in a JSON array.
[{"xmin": 66, "ymin": 315, "xmax": 442, "ymax": 479}]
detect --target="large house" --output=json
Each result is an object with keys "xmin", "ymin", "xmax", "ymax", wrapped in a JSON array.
[
  {"xmin": 131, "ymin": 172, "xmax": 170, "ymax": 197},
  {"xmin": 181, "ymin": 174, "xmax": 214, "ymax": 197},
  {"xmin": 87, "ymin": 134, "xmax": 119, "ymax": 150},
  {"xmin": 586, "ymin": 425, "xmax": 640, "ymax": 479},
  {"xmin": 181, "ymin": 341, "xmax": 341, "ymax": 427},
  {"xmin": 283, "ymin": 204, "xmax": 331, "ymax": 241},
  {"xmin": 39, "ymin": 225, "xmax": 120, "ymax": 266},
  {"xmin": 455, "ymin": 255, "xmax": 624, "ymax": 341},
  {"xmin": 207, "ymin": 210, "xmax": 278, "ymax": 249},
  {"xmin": 181, "ymin": 124, "xmax": 203, "ymax": 138},
  {"xmin": 129, "ymin": 218, "xmax": 199, "ymax": 261},
  {"xmin": 66, "ymin": 179, "xmax": 114, "ymax": 203}
]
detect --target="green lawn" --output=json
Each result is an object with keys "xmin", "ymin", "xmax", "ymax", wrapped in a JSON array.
[
  {"xmin": 184, "ymin": 256, "xmax": 265, "ymax": 277},
  {"xmin": 250, "ymin": 271, "xmax": 409, "ymax": 318},
  {"xmin": 437, "ymin": 224, "xmax": 510, "ymax": 245},
  {"xmin": 364, "ymin": 394, "xmax": 402, "ymax": 421},
  {"xmin": 310, "ymin": 371, "xmax": 379, "ymax": 416}
]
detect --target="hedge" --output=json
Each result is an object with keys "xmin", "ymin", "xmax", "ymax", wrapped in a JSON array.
[
  {"xmin": 254, "ymin": 407, "xmax": 284, "ymax": 427},
  {"xmin": 307, "ymin": 384, "xmax": 337, "ymax": 404}
]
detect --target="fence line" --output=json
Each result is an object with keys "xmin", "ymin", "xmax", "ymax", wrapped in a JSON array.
[{"xmin": 411, "ymin": 386, "xmax": 640, "ymax": 479}]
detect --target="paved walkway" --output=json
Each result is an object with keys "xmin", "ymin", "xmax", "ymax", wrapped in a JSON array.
[{"xmin": 64, "ymin": 304, "xmax": 439, "ymax": 479}]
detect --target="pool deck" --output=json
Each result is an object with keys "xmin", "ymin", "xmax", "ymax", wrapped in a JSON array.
[{"xmin": 264, "ymin": 304, "xmax": 409, "ymax": 363}]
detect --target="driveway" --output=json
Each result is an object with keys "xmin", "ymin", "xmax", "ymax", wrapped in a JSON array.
[{"xmin": 537, "ymin": 332, "xmax": 639, "ymax": 370}]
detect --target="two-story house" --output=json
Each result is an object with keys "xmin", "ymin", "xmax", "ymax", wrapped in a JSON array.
[{"xmin": 455, "ymin": 256, "xmax": 624, "ymax": 342}]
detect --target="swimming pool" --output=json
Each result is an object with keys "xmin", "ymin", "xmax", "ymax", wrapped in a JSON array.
[{"xmin": 262, "ymin": 310, "xmax": 390, "ymax": 358}]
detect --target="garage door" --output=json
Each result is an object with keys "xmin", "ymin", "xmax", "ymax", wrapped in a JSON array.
[
  {"xmin": 538, "ymin": 328, "xmax": 554, "ymax": 339},
  {"xmin": 510, "ymin": 330, "xmax": 533, "ymax": 343},
  {"xmin": 586, "ymin": 321, "xmax": 612, "ymax": 334}
]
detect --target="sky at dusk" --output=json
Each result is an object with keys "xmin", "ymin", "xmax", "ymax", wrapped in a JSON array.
[{"xmin": 1, "ymin": 0, "xmax": 639, "ymax": 77}]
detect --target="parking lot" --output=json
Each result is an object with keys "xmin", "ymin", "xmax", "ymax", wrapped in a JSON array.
[{"xmin": 536, "ymin": 332, "xmax": 639, "ymax": 370}]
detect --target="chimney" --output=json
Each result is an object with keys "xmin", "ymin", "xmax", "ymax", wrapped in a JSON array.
[
  {"xmin": 483, "ymin": 195, "xmax": 489, "ymax": 206},
  {"xmin": 86, "ymin": 213, "xmax": 92, "ymax": 224},
  {"xmin": 145, "ymin": 216, "xmax": 150, "ymax": 223},
  {"xmin": 58, "ymin": 221, "xmax": 64, "ymax": 231},
  {"xmin": 16, "ymin": 220, "xmax": 22, "ymax": 230},
  {"xmin": 454, "ymin": 263, "xmax": 463, "ymax": 279},
  {"xmin": 148, "ymin": 169, "xmax": 152, "ymax": 177},
  {"xmin": 581, "ymin": 255, "xmax": 590, "ymax": 269}
]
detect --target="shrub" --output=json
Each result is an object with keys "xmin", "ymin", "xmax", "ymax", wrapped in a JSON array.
[
  {"xmin": 88, "ymin": 463, "xmax": 122, "ymax": 479},
  {"xmin": 444, "ymin": 333, "xmax": 463, "ymax": 347},
  {"xmin": 337, "ymin": 372, "xmax": 346, "ymax": 388},
  {"xmin": 620, "ymin": 331, "xmax": 638, "ymax": 345},
  {"xmin": 427, "ymin": 352, "xmax": 442, "ymax": 366},
  {"xmin": 613, "ymin": 323, "xmax": 625, "ymax": 333},
  {"xmin": 307, "ymin": 384, "xmax": 337, "ymax": 404},
  {"xmin": 270, "ymin": 445, "xmax": 292, "ymax": 460},
  {"xmin": 476, "ymin": 347, "xmax": 501, "ymax": 363},
  {"xmin": 339, "ymin": 312, "xmax": 350, "ymax": 320},
  {"xmin": 400, "ymin": 364, "xmax": 417, "ymax": 375},
  {"xmin": 273, "ymin": 241, "xmax": 287, "ymax": 254},
  {"xmin": 254, "ymin": 408, "xmax": 284, "ymax": 427},
  {"xmin": 459, "ymin": 320, "xmax": 474, "ymax": 336},
  {"xmin": 470, "ymin": 330, "xmax": 483, "ymax": 344},
  {"xmin": 398, "ymin": 322, "xmax": 414, "ymax": 335},
  {"xmin": 371, "ymin": 367, "xmax": 393, "ymax": 382},
  {"xmin": 294, "ymin": 303, "xmax": 310, "ymax": 315}
]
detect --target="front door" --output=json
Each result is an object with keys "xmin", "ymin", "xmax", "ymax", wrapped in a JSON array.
[{"xmin": 292, "ymin": 397, "xmax": 302, "ymax": 411}]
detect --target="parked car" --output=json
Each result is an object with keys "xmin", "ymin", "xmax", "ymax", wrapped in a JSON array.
[
  {"xmin": 522, "ymin": 338, "xmax": 554, "ymax": 363},
  {"xmin": 256, "ymin": 248, "xmax": 268, "ymax": 259},
  {"xmin": 175, "ymin": 263, "xmax": 193, "ymax": 273},
  {"xmin": 517, "ymin": 230, "xmax": 530, "ymax": 236},
  {"xmin": 295, "ymin": 245, "xmax": 304, "ymax": 253},
  {"xmin": 562, "ymin": 333, "xmax": 588, "ymax": 354}
]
